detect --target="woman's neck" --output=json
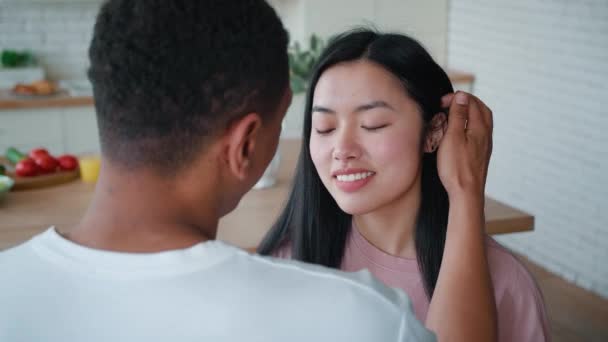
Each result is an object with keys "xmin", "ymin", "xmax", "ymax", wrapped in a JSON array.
[{"xmin": 353, "ymin": 179, "xmax": 421, "ymax": 259}]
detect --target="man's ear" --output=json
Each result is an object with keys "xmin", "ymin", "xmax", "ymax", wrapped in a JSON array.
[
  {"xmin": 222, "ymin": 113, "xmax": 262, "ymax": 180},
  {"xmin": 424, "ymin": 112, "xmax": 447, "ymax": 153}
]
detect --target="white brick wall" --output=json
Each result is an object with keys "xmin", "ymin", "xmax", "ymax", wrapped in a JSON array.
[
  {"xmin": 448, "ymin": 0, "xmax": 608, "ymax": 298},
  {"xmin": 0, "ymin": 2, "xmax": 99, "ymax": 80}
]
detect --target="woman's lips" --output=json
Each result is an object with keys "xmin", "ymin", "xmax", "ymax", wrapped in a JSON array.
[{"xmin": 332, "ymin": 169, "xmax": 375, "ymax": 192}]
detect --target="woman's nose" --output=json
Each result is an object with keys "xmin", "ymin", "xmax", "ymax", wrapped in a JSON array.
[{"xmin": 332, "ymin": 129, "xmax": 361, "ymax": 161}]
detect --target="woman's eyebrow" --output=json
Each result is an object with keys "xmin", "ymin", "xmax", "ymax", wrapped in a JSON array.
[
  {"xmin": 312, "ymin": 101, "xmax": 394, "ymax": 114},
  {"xmin": 311, "ymin": 105, "xmax": 335, "ymax": 114},
  {"xmin": 355, "ymin": 100, "xmax": 395, "ymax": 112}
]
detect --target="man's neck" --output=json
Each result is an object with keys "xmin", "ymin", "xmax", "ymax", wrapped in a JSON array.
[{"xmin": 65, "ymin": 163, "xmax": 221, "ymax": 253}]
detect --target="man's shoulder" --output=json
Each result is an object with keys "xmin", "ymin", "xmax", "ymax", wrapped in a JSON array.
[
  {"xmin": 225, "ymin": 250, "xmax": 435, "ymax": 341},
  {"xmin": 233, "ymin": 250, "xmax": 423, "ymax": 325},
  {"xmin": 0, "ymin": 239, "xmax": 435, "ymax": 341},
  {"xmin": 249, "ymin": 252, "xmax": 409, "ymax": 304},
  {"xmin": 0, "ymin": 234, "xmax": 44, "ymax": 296}
]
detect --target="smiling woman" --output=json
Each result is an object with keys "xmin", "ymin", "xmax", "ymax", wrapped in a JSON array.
[
  {"xmin": 259, "ymin": 28, "xmax": 550, "ymax": 342},
  {"xmin": 309, "ymin": 59, "xmax": 444, "ymax": 216},
  {"xmin": 259, "ymin": 30, "xmax": 453, "ymax": 296}
]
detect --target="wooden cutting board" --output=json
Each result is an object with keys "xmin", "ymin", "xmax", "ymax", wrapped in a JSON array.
[{"xmin": 0, "ymin": 157, "xmax": 80, "ymax": 191}]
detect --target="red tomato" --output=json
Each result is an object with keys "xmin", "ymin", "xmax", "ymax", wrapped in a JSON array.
[
  {"xmin": 15, "ymin": 158, "xmax": 39, "ymax": 177},
  {"xmin": 29, "ymin": 148, "xmax": 50, "ymax": 160},
  {"xmin": 34, "ymin": 154, "xmax": 58, "ymax": 174},
  {"xmin": 57, "ymin": 155, "xmax": 79, "ymax": 171}
]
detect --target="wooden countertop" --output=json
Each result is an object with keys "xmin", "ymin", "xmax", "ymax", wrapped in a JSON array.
[
  {"xmin": 0, "ymin": 70, "xmax": 473, "ymax": 111},
  {"xmin": 0, "ymin": 89, "xmax": 94, "ymax": 110},
  {"xmin": 0, "ymin": 139, "xmax": 532, "ymax": 251}
]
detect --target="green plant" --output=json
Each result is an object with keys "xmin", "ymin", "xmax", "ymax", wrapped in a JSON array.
[
  {"xmin": 288, "ymin": 34, "xmax": 325, "ymax": 94},
  {"xmin": 1, "ymin": 50, "xmax": 36, "ymax": 68}
]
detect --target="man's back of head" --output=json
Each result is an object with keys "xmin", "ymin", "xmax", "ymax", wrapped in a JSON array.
[{"xmin": 89, "ymin": 0, "xmax": 289, "ymax": 175}]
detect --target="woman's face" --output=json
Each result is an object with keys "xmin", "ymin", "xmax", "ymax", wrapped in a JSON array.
[{"xmin": 310, "ymin": 60, "xmax": 426, "ymax": 215}]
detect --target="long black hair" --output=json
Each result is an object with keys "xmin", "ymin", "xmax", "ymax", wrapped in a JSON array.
[{"xmin": 258, "ymin": 29, "xmax": 453, "ymax": 299}]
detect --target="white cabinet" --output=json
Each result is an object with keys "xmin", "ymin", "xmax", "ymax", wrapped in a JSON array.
[
  {"xmin": 0, "ymin": 109, "xmax": 64, "ymax": 154},
  {"xmin": 0, "ymin": 106, "xmax": 99, "ymax": 155}
]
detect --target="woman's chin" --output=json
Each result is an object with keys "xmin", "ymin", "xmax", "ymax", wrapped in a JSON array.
[{"xmin": 335, "ymin": 199, "xmax": 375, "ymax": 216}]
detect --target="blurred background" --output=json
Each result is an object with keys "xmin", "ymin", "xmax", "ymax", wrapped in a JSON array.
[{"xmin": 0, "ymin": 0, "xmax": 606, "ymax": 341}]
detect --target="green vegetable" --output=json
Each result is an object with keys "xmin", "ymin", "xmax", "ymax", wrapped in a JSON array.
[
  {"xmin": 0, "ymin": 175, "xmax": 15, "ymax": 196},
  {"xmin": 0, "ymin": 165, "xmax": 5, "ymax": 175},
  {"xmin": 6, "ymin": 147, "xmax": 26, "ymax": 165},
  {"xmin": 1, "ymin": 50, "xmax": 35, "ymax": 68}
]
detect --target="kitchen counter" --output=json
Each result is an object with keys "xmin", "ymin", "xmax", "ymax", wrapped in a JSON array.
[
  {"xmin": 0, "ymin": 139, "xmax": 533, "ymax": 251},
  {"xmin": 0, "ymin": 89, "xmax": 94, "ymax": 110},
  {"xmin": 0, "ymin": 70, "xmax": 474, "ymax": 111}
]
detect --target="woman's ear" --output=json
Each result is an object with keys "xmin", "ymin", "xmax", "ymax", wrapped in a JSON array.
[
  {"xmin": 222, "ymin": 113, "xmax": 262, "ymax": 180},
  {"xmin": 424, "ymin": 112, "xmax": 447, "ymax": 153}
]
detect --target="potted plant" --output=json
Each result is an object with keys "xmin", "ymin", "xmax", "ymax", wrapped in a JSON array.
[
  {"xmin": 0, "ymin": 50, "xmax": 44, "ymax": 88},
  {"xmin": 254, "ymin": 34, "xmax": 325, "ymax": 189},
  {"xmin": 288, "ymin": 34, "xmax": 325, "ymax": 94}
]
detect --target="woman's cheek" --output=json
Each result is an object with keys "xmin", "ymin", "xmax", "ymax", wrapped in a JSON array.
[
  {"xmin": 370, "ymin": 132, "xmax": 422, "ymax": 185},
  {"xmin": 370, "ymin": 130, "xmax": 416, "ymax": 162}
]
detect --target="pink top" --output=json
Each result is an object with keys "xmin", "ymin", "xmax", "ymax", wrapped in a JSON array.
[{"xmin": 276, "ymin": 226, "xmax": 551, "ymax": 342}]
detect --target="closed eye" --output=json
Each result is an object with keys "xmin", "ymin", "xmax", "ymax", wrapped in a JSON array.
[
  {"xmin": 362, "ymin": 124, "xmax": 389, "ymax": 131},
  {"xmin": 315, "ymin": 128, "xmax": 335, "ymax": 135}
]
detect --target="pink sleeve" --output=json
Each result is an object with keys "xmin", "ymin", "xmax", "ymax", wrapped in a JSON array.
[{"xmin": 496, "ymin": 263, "xmax": 552, "ymax": 342}]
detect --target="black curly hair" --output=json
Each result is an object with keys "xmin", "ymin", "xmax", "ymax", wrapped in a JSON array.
[{"xmin": 88, "ymin": 0, "xmax": 289, "ymax": 173}]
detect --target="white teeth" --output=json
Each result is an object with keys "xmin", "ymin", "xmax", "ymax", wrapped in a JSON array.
[{"xmin": 336, "ymin": 172, "xmax": 374, "ymax": 182}]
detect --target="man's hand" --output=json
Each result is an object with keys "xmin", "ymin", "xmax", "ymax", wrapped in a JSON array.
[
  {"xmin": 437, "ymin": 91, "xmax": 493, "ymax": 202},
  {"xmin": 426, "ymin": 91, "xmax": 498, "ymax": 341}
]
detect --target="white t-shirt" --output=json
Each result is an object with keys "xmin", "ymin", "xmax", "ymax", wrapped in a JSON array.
[{"xmin": 0, "ymin": 228, "xmax": 435, "ymax": 342}]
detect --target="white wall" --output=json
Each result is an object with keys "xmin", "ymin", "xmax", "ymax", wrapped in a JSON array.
[
  {"xmin": 0, "ymin": 2, "xmax": 98, "ymax": 80},
  {"xmin": 448, "ymin": 0, "xmax": 608, "ymax": 298}
]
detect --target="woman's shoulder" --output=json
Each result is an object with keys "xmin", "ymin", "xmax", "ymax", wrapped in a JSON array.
[
  {"xmin": 485, "ymin": 236, "xmax": 540, "ymax": 293},
  {"xmin": 485, "ymin": 236, "xmax": 551, "ymax": 341}
]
